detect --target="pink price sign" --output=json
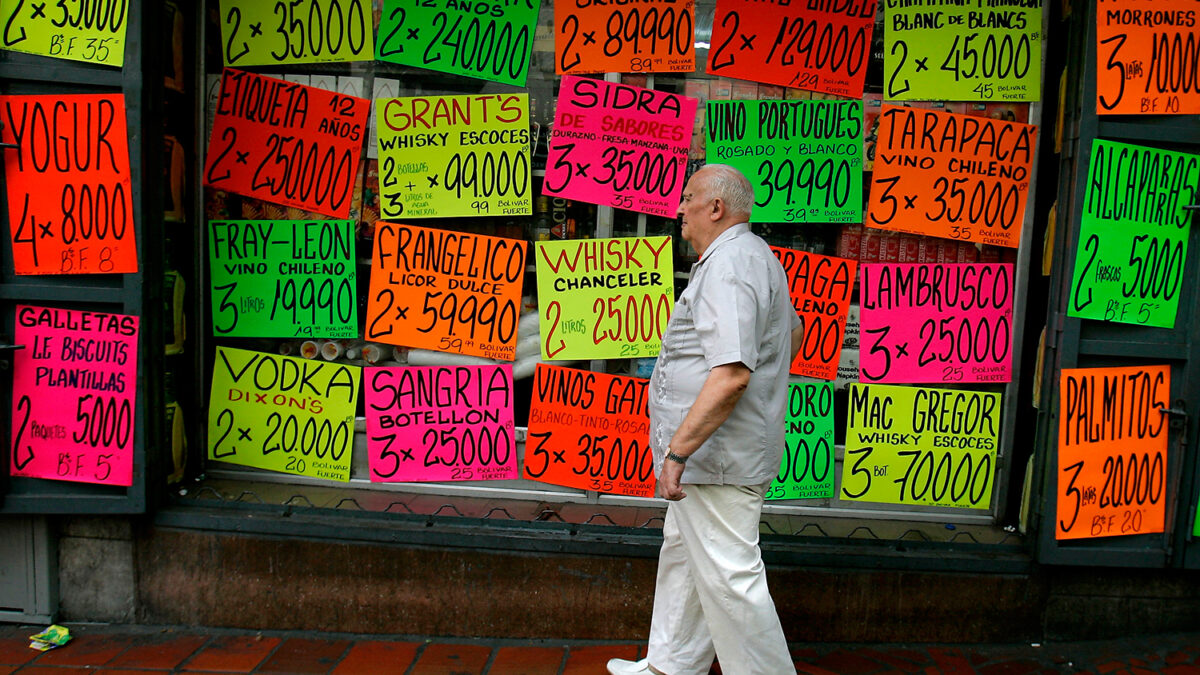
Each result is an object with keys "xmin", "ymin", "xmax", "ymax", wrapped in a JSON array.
[
  {"xmin": 365, "ymin": 365, "xmax": 517, "ymax": 482},
  {"xmin": 543, "ymin": 75, "xmax": 697, "ymax": 218},
  {"xmin": 859, "ymin": 263, "xmax": 1014, "ymax": 384},
  {"xmin": 10, "ymin": 305, "xmax": 139, "ymax": 486}
]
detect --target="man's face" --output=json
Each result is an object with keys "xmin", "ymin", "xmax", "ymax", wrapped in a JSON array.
[{"xmin": 676, "ymin": 171, "xmax": 712, "ymax": 247}]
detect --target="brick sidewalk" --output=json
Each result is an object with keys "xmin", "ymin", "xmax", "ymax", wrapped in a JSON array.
[{"xmin": 3, "ymin": 624, "xmax": 1200, "ymax": 674}]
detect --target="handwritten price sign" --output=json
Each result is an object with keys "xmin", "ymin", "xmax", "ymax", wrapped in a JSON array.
[
  {"xmin": 0, "ymin": 94, "xmax": 138, "ymax": 274},
  {"xmin": 544, "ymin": 75, "xmax": 696, "ymax": 218},
  {"xmin": 885, "ymin": 0, "xmax": 1042, "ymax": 101},
  {"xmin": 367, "ymin": 222, "xmax": 526, "ymax": 360},
  {"xmin": 209, "ymin": 220, "xmax": 358, "ymax": 338},
  {"xmin": 10, "ymin": 306, "xmax": 138, "ymax": 486},
  {"xmin": 707, "ymin": 0, "xmax": 876, "ymax": 97},
  {"xmin": 203, "ymin": 69, "xmax": 369, "ymax": 218},
  {"xmin": 708, "ymin": 100, "xmax": 862, "ymax": 223},
  {"xmin": 555, "ymin": 0, "xmax": 694, "ymax": 74},
  {"xmin": 375, "ymin": 94, "xmax": 531, "ymax": 219},
  {"xmin": 536, "ymin": 236, "xmax": 673, "ymax": 361},
  {"xmin": 841, "ymin": 383, "xmax": 1000, "ymax": 509},
  {"xmin": 0, "ymin": 0, "xmax": 126, "ymax": 65},
  {"xmin": 365, "ymin": 365, "xmax": 516, "ymax": 482},
  {"xmin": 766, "ymin": 382, "xmax": 835, "ymax": 501},
  {"xmin": 1057, "ymin": 365, "xmax": 1169, "ymax": 540},
  {"xmin": 219, "ymin": 0, "xmax": 374, "ymax": 66},
  {"xmin": 525, "ymin": 364, "xmax": 654, "ymax": 497},
  {"xmin": 1068, "ymin": 139, "xmax": 1198, "ymax": 328},
  {"xmin": 867, "ymin": 105, "xmax": 1037, "ymax": 249},
  {"xmin": 1097, "ymin": 0, "xmax": 1199, "ymax": 114},
  {"xmin": 208, "ymin": 347, "xmax": 359, "ymax": 481},
  {"xmin": 860, "ymin": 263, "xmax": 1014, "ymax": 384},
  {"xmin": 772, "ymin": 247, "xmax": 855, "ymax": 381},
  {"xmin": 376, "ymin": 0, "xmax": 539, "ymax": 86}
]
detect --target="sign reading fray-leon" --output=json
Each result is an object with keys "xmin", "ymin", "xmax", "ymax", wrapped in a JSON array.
[
  {"xmin": 841, "ymin": 383, "xmax": 1000, "ymax": 509},
  {"xmin": 10, "ymin": 305, "xmax": 139, "ymax": 487},
  {"xmin": 209, "ymin": 220, "xmax": 358, "ymax": 338},
  {"xmin": 554, "ymin": 0, "xmax": 695, "ymax": 74},
  {"xmin": 525, "ymin": 364, "xmax": 655, "ymax": 497},
  {"xmin": 706, "ymin": 100, "xmax": 863, "ymax": 224},
  {"xmin": 772, "ymin": 247, "xmax": 856, "ymax": 381},
  {"xmin": 365, "ymin": 365, "xmax": 517, "ymax": 483},
  {"xmin": 0, "ymin": 93, "xmax": 138, "ymax": 274},
  {"xmin": 208, "ymin": 347, "xmax": 360, "ymax": 481},
  {"xmin": 203, "ymin": 69, "xmax": 370, "ymax": 218},
  {"xmin": 535, "ymin": 237, "xmax": 674, "ymax": 361},
  {"xmin": 375, "ymin": 94, "xmax": 531, "ymax": 219},
  {"xmin": 544, "ymin": 75, "xmax": 696, "ymax": 218},
  {"xmin": 867, "ymin": 105, "xmax": 1036, "ymax": 249}
]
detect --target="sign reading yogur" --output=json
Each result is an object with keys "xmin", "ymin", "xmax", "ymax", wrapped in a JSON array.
[
  {"xmin": 209, "ymin": 220, "xmax": 358, "ymax": 338},
  {"xmin": 525, "ymin": 364, "xmax": 654, "ymax": 497},
  {"xmin": 208, "ymin": 347, "xmax": 359, "ymax": 481},
  {"xmin": 203, "ymin": 69, "xmax": 370, "ymax": 218},
  {"xmin": 0, "ymin": 0, "xmax": 127, "ymax": 66},
  {"xmin": 859, "ymin": 263, "xmax": 1015, "ymax": 384},
  {"xmin": 535, "ymin": 237, "xmax": 673, "ymax": 361},
  {"xmin": 375, "ymin": 94, "xmax": 531, "ymax": 219},
  {"xmin": 367, "ymin": 222, "xmax": 526, "ymax": 360},
  {"xmin": 1068, "ymin": 139, "xmax": 1198, "ymax": 328},
  {"xmin": 772, "ymin": 247, "xmax": 856, "ymax": 381},
  {"xmin": 766, "ymin": 382, "xmax": 835, "ymax": 500},
  {"xmin": 867, "ymin": 105, "xmax": 1036, "ymax": 249},
  {"xmin": 10, "ymin": 306, "xmax": 138, "ymax": 486},
  {"xmin": 375, "ymin": 0, "xmax": 539, "ymax": 86},
  {"xmin": 365, "ymin": 365, "xmax": 516, "ymax": 483},
  {"xmin": 1057, "ymin": 365, "xmax": 1169, "ymax": 540},
  {"xmin": 706, "ymin": 0, "xmax": 876, "ymax": 98},
  {"xmin": 555, "ymin": 0, "xmax": 695, "ymax": 74},
  {"xmin": 544, "ymin": 75, "xmax": 696, "ymax": 218},
  {"xmin": 219, "ymin": 0, "xmax": 375, "ymax": 66},
  {"xmin": 0, "ymin": 94, "xmax": 138, "ymax": 274},
  {"xmin": 1097, "ymin": 0, "xmax": 1200, "ymax": 115},
  {"xmin": 841, "ymin": 383, "xmax": 1000, "ymax": 509},
  {"xmin": 707, "ymin": 100, "xmax": 863, "ymax": 224},
  {"xmin": 885, "ymin": 0, "xmax": 1042, "ymax": 101}
]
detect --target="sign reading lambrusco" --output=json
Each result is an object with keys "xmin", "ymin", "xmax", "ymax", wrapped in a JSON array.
[
  {"xmin": 1097, "ymin": 0, "xmax": 1200, "ymax": 115},
  {"xmin": 707, "ymin": 99, "xmax": 863, "ymax": 223},
  {"xmin": 544, "ymin": 75, "xmax": 696, "ymax": 218},
  {"xmin": 1068, "ymin": 139, "xmax": 1198, "ymax": 328},
  {"xmin": 210, "ymin": 220, "xmax": 358, "ymax": 338},
  {"xmin": 220, "ymin": 0, "xmax": 375, "ymax": 66},
  {"xmin": 375, "ymin": 94, "xmax": 531, "ymax": 219},
  {"xmin": 766, "ymin": 382, "xmax": 835, "ymax": 500},
  {"xmin": 885, "ymin": 0, "xmax": 1042, "ymax": 101}
]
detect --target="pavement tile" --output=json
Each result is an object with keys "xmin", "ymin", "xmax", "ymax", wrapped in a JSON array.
[
  {"xmin": 1163, "ymin": 666, "xmax": 1200, "ymax": 675},
  {"xmin": 977, "ymin": 659, "xmax": 1045, "ymax": 675},
  {"xmin": 0, "ymin": 666, "xmax": 14, "ymax": 675},
  {"xmin": 330, "ymin": 641, "xmax": 420, "ymax": 674},
  {"xmin": 487, "ymin": 646, "xmax": 564, "ymax": 674},
  {"xmin": 815, "ymin": 649, "xmax": 889, "ymax": 674},
  {"xmin": 562, "ymin": 645, "xmax": 640, "ymax": 674},
  {"xmin": 791, "ymin": 647, "xmax": 822, "ymax": 662},
  {"xmin": 0, "ymin": 637, "xmax": 40, "ymax": 667},
  {"xmin": 927, "ymin": 647, "xmax": 974, "ymax": 675},
  {"xmin": 29, "ymin": 634, "xmax": 137, "ymax": 667},
  {"xmin": 93, "ymin": 670, "xmax": 175, "ymax": 675},
  {"xmin": 13, "ymin": 668, "xmax": 94, "ymax": 674},
  {"xmin": 1097, "ymin": 662, "xmax": 1129, "ymax": 674},
  {"xmin": 407, "ymin": 643, "xmax": 491, "ymax": 675},
  {"xmin": 1131, "ymin": 667, "xmax": 1160, "ymax": 675},
  {"xmin": 256, "ymin": 638, "xmax": 351, "ymax": 674},
  {"xmin": 1168, "ymin": 651, "xmax": 1193, "ymax": 665},
  {"xmin": 182, "ymin": 635, "xmax": 281, "ymax": 672},
  {"xmin": 106, "ymin": 634, "xmax": 207, "ymax": 669},
  {"xmin": 795, "ymin": 662, "xmax": 841, "ymax": 675},
  {"xmin": 861, "ymin": 647, "xmax": 932, "ymax": 670}
]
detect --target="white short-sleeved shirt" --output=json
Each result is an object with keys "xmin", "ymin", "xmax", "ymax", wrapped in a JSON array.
[{"xmin": 648, "ymin": 223, "xmax": 800, "ymax": 485}]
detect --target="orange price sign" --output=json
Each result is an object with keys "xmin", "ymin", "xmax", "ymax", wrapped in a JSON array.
[
  {"xmin": 524, "ymin": 364, "xmax": 655, "ymax": 497},
  {"xmin": 366, "ymin": 222, "xmax": 526, "ymax": 360},
  {"xmin": 771, "ymin": 247, "xmax": 856, "ymax": 381},
  {"xmin": 866, "ymin": 105, "xmax": 1037, "ymax": 249},
  {"xmin": 1057, "ymin": 365, "xmax": 1171, "ymax": 540},
  {"xmin": 0, "ymin": 94, "xmax": 138, "ymax": 274},
  {"xmin": 1097, "ymin": 0, "xmax": 1200, "ymax": 115},
  {"xmin": 555, "ymin": 0, "xmax": 695, "ymax": 75}
]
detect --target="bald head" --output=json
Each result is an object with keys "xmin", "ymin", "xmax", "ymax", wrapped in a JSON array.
[{"xmin": 677, "ymin": 164, "xmax": 755, "ymax": 257}]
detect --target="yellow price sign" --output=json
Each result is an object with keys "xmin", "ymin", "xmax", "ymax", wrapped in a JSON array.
[
  {"xmin": 0, "ymin": 0, "xmax": 127, "ymax": 66},
  {"xmin": 841, "ymin": 383, "xmax": 1000, "ymax": 509}
]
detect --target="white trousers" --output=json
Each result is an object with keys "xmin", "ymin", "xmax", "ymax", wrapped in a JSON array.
[{"xmin": 646, "ymin": 483, "xmax": 795, "ymax": 675}]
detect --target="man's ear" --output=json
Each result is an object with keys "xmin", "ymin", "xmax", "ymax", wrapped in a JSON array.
[{"xmin": 709, "ymin": 197, "xmax": 725, "ymax": 221}]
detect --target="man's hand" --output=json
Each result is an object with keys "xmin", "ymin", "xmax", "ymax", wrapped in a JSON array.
[{"xmin": 657, "ymin": 458, "xmax": 687, "ymax": 500}]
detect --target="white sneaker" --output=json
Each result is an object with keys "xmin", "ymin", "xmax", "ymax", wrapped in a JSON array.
[{"xmin": 606, "ymin": 657, "xmax": 654, "ymax": 674}]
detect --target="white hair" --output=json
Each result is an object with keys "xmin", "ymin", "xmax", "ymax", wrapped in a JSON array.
[{"xmin": 700, "ymin": 164, "xmax": 754, "ymax": 221}]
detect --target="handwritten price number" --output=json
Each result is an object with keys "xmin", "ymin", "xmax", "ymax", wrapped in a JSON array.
[
  {"xmin": 224, "ymin": 0, "xmax": 369, "ymax": 64},
  {"xmin": 367, "ymin": 288, "xmax": 518, "ymax": 346},
  {"xmin": 795, "ymin": 314, "xmax": 841, "ymax": 365},
  {"xmin": 379, "ymin": 1, "xmax": 532, "ymax": 81},
  {"xmin": 841, "ymin": 446, "xmax": 992, "ymax": 506},
  {"xmin": 2, "ymin": 0, "xmax": 125, "ymax": 56},
  {"xmin": 12, "ymin": 183, "xmax": 129, "ymax": 271},
  {"xmin": 928, "ymin": 178, "xmax": 1022, "ymax": 232},
  {"xmin": 1074, "ymin": 233, "xmax": 1185, "ymax": 316},
  {"xmin": 206, "ymin": 129, "xmax": 357, "ymax": 214},
  {"xmin": 758, "ymin": 157, "xmax": 854, "ymax": 210},
  {"xmin": 546, "ymin": 143, "xmax": 681, "ymax": 199},
  {"xmin": 12, "ymin": 395, "xmax": 34, "ymax": 470},
  {"xmin": 559, "ymin": 6, "xmax": 692, "ymax": 72},
  {"xmin": 526, "ymin": 430, "xmax": 652, "ymax": 489},
  {"xmin": 886, "ymin": 33, "xmax": 1032, "ymax": 98},
  {"xmin": 1059, "ymin": 451, "xmax": 1164, "ymax": 535},
  {"xmin": 1099, "ymin": 28, "xmax": 1196, "ymax": 111},
  {"xmin": 274, "ymin": 277, "xmax": 355, "ymax": 327},
  {"xmin": 445, "ymin": 150, "xmax": 529, "ymax": 200},
  {"xmin": 777, "ymin": 436, "xmax": 832, "ymax": 486},
  {"xmin": 710, "ymin": 11, "xmax": 868, "ymax": 84}
]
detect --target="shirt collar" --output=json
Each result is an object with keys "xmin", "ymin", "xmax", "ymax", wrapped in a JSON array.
[{"xmin": 695, "ymin": 222, "xmax": 751, "ymax": 266}]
